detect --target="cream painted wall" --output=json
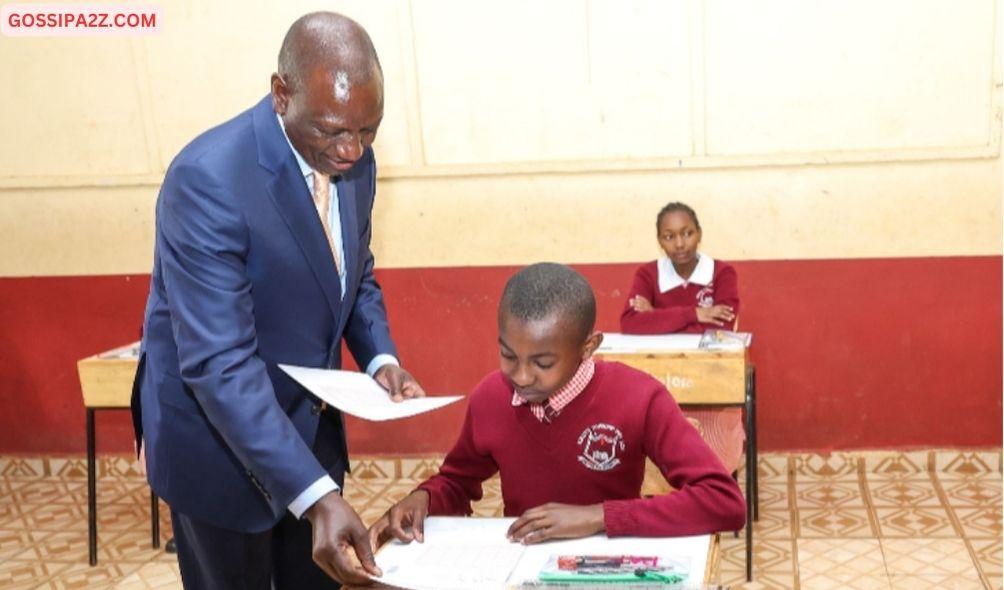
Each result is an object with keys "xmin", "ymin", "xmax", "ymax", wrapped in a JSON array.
[
  {"xmin": 0, "ymin": 0, "xmax": 1000, "ymax": 276},
  {"xmin": 1, "ymin": 157, "xmax": 998, "ymax": 276}
]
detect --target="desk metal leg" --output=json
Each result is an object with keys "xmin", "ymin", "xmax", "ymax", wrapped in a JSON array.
[
  {"xmin": 745, "ymin": 367, "xmax": 756, "ymax": 582},
  {"xmin": 745, "ymin": 410, "xmax": 753, "ymax": 581},
  {"xmin": 151, "ymin": 492, "xmax": 160, "ymax": 549},
  {"xmin": 86, "ymin": 408, "xmax": 97, "ymax": 567}
]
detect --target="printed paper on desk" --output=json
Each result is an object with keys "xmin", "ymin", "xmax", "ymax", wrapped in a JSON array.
[
  {"xmin": 278, "ymin": 365, "xmax": 463, "ymax": 422},
  {"xmin": 97, "ymin": 341, "xmax": 141, "ymax": 360},
  {"xmin": 599, "ymin": 332, "xmax": 703, "ymax": 352},
  {"xmin": 698, "ymin": 329, "xmax": 753, "ymax": 350},
  {"xmin": 370, "ymin": 517, "xmax": 711, "ymax": 590},
  {"xmin": 374, "ymin": 518, "xmax": 524, "ymax": 590}
]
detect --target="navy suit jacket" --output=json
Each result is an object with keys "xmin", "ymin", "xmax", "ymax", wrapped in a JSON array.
[{"xmin": 132, "ymin": 96, "xmax": 397, "ymax": 533}]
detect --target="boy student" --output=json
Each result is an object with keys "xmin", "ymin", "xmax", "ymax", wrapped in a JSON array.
[{"xmin": 369, "ymin": 263, "xmax": 745, "ymax": 549}]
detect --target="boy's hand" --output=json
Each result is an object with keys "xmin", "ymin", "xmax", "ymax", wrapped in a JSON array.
[
  {"xmin": 696, "ymin": 304, "xmax": 734, "ymax": 326},
  {"xmin": 629, "ymin": 295, "xmax": 654, "ymax": 312},
  {"xmin": 375, "ymin": 365, "xmax": 427, "ymax": 402},
  {"xmin": 368, "ymin": 490, "xmax": 430, "ymax": 551},
  {"xmin": 506, "ymin": 503, "xmax": 605, "ymax": 545}
]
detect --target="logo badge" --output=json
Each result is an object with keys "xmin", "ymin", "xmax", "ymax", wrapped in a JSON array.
[
  {"xmin": 696, "ymin": 284, "xmax": 715, "ymax": 308},
  {"xmin": 577, "ymin": 423, "xmax": 625, "ymax": 471}
]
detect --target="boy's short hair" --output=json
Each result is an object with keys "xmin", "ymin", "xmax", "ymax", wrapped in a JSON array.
[{"xmin": 499, "ymin": 263, "xmax": 596, "ymax": 341}]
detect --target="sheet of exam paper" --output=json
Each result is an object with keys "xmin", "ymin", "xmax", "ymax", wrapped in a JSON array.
[
  {"xmin": 374, "ymin": 518, "xmax": 524, "ymax": 590},
  {"xmin": 599, "ymin": 332, "xmax": 703, "ymax": 352},
  {"xmin": 97, "ymin": 341, "xmax": 141, "ymax": 359},
  {"xmin": 278, "ymin": 365, "xmax": 463, "ymax": 422}
]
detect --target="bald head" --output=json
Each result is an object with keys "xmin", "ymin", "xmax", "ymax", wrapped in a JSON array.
[
  {"xmin": 271, "ymin": 12, "xmax": 385, "ymax": 177},
  {"xmin": 277, "ymin": 12, "xmax": 382, "ymax": 99}
]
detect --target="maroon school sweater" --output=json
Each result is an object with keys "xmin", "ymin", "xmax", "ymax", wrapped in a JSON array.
[
  {"xmin": 620, "ymin": 259, "xmax": 740, "ymax": 334},
  {"xmin": 417, "ymin": 361, "xmax": 746, "ymax": 537}
]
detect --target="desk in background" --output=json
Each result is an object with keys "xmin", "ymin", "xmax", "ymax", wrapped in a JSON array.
[
  {"xmin": 77, "ymin": 342, "xmax": 159, "ymax": 566},
  {"xmin": 594, "ymin": 333, "xmax": 757, "ymax": 582}
]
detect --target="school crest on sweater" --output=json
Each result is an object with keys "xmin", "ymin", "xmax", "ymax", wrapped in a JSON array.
[
  {"xmin": 577, "ymin": 423, "xmax": 625, "ymax": 471},
  {"xmin": 695, "ymin": 283, "xmax": 715, "ymax": 307}
]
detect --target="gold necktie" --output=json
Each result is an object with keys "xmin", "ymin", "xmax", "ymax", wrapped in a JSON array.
[{"xmin": 311, "ymin": 172, "xmax": 341, "ymax": 274}]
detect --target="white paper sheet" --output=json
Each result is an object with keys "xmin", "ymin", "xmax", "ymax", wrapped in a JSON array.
[
  {"xmin": 371, "ymin": 517, "xmax": 711, "ymax": 589},
  {"xmin": 598, "ymin": 332, "xmax": 703, "ymax": 352},
  {"xmin": 278, "ymin": 365, "xmax": 463, "ymax": 421},
  {"xmin": 97, "ymin": 341, "xmax": 141, "ymax": 359},
  {"xmin": 375, "ymin": 519, "xmax": 524, "ymax": 590}
]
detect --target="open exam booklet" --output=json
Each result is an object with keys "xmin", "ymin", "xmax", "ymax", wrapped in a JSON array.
[
  {"xmin": 372, "ymin": 517, "xmax": 710, "ymax": 589},
  {"xmin": 278, "ymin": 365, "xmax": 463, "ymax": 421}
]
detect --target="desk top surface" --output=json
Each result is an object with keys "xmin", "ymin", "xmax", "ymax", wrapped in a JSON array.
[
  {"xmin": 77, "ymin": 342, "xmax": 140, "ymax": 407},
  {"xmin": 348, "ymin": 517, "xmax": 715, "ymax": 589}
]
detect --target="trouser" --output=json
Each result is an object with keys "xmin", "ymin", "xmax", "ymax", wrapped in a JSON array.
[{"xmin": 171, "ymin": 409, "xmax": 347, "ymax": 590}]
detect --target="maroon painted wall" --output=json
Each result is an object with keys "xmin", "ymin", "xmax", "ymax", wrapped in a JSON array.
[{"xmin": 1, "ymin": 256, "xmax": 1000, "ymax": 455}]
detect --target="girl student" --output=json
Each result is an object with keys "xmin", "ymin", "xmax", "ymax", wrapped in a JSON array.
[{"xmin": 620, "ymin": 202, "xmax": 744, "ymax": 472}]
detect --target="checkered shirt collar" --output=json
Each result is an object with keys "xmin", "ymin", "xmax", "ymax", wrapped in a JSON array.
[{"xmin": 511, "ymin": 358, "xmax": 596, "ymax": 423}]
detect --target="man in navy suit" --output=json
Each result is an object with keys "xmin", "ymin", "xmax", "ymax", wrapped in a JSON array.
[{"xmin": 132, "ymin": 12, "xmax": 425, "ymax": 589}]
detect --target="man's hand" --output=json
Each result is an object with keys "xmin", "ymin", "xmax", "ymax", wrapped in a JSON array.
[
  {"xmin": 506, "ymin": 503, "xmax": 605, "ymax": 545},
  {"xmin": 374, "ymin": 365, "xmax": 426, "ymax": 402},
  {"xmin": 304, "ymin": 491, "xmax": 381, "ymax": 585},
  {"xmin": 368, "ymin": 490, "xmax": 430, "ymax": 552},
  {"xmin": 629, "ymin": 295, "xmax": 654, "ymax": 313},
  {"xmin": 696, "ymin": 304, "xmax": 735, "ymax": 326}
]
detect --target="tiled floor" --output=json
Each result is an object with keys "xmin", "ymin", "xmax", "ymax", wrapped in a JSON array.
[
  {"xmin": 715, "ymin": 451, "xmax": 1002, "ymax": 589},
  {"xmin": 0, "ymin": 450, "xmax": 999, "ymax": 589}
]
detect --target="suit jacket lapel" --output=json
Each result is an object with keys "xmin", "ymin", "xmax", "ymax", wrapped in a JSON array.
[{"xmin": 253, "ymin": 96, "xmax": 343, "ymax": 326}]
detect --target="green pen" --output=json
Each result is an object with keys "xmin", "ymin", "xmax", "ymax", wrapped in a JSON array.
[{"xmin": 634, "ymin": 568, "xmax": 684, "ymax": 584}]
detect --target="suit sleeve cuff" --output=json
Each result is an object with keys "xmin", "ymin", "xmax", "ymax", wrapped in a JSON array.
[
  {"xmin": 288, "ymin": 475, "xmax": 340, "ymax": 519},
  {"xmin": 365, "ymin": 354, "xmax": 399, "ymax": 377}
]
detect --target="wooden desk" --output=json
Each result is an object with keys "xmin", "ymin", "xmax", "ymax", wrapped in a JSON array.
[
  {"xmin": 77, "ymin": 342, "xmax": 159, "ymax": 566},
  {"xmin": 595, "ymin": 348, "xmax": 747, "ymax": 405},
  {"xmin": 595, "ymin": 335, "xmax": 757, "ymax": 582}
]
